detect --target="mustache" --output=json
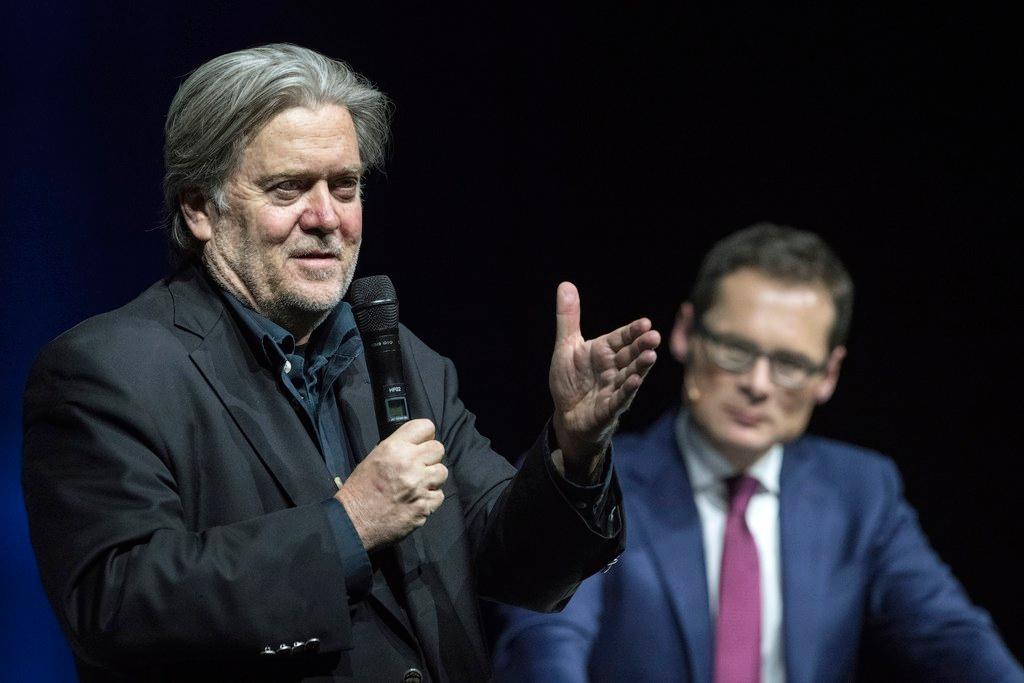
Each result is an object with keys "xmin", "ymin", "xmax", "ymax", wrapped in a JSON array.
[{"xmin": 288, "ymin": 240, "xmax": 346, "ymax": 258}]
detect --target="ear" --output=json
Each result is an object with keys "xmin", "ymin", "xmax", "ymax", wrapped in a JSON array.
[
  {"xmin": 669, "ymin": 302, "xmax": 695, "ymax": 364},
  {"xmin": 179, "ymin": 190, "xmax": 216, "ymax": 244},
  {"xmin": 813, "ymin": 345, "xmax": 846, "ymax": 404}
]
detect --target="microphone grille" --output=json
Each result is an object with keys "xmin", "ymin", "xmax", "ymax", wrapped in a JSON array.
[{"xmin": 349, "ymin": 275, "xmax": 399, "ymax": 332}]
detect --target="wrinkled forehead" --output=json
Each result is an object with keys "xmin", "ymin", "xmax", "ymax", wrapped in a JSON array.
[
  {"xmin": 234, "ymin": 104, "xmax": 362, "ymax": 175},
  {"xmin": 705, "ymin": 268, "xmax": 836, "ymax": 353}
]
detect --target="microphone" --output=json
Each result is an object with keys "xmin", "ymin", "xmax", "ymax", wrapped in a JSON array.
[{"xmin": 349, "ymin": 275, "xmax": 412, "ymax": 440}]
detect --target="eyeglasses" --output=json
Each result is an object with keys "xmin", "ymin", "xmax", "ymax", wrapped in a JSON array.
[{"xmin": 692, "ymin": 319, "xmax": 828, "ymax": 389}]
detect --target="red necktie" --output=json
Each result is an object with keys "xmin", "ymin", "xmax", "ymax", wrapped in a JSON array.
[{"xmin": 714, "ymin": 474, "xmax": 761, "ymax": 683}]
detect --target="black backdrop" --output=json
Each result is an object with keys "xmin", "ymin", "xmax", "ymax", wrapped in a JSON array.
[{"xmin": 2, "ymin": 3, "xmax": 1021, "ymax": 679}]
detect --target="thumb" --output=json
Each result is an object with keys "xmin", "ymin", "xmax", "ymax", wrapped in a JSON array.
[
  {"xmin": 555, "ymin": 281, "xmax": 581, "ymax": 343},
  {"xmin": 388, "ymin": 418, "xmax": 436, "ymax": 445}
]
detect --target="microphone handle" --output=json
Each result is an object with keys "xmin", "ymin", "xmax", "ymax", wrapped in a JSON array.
[{"xmin": 363, "ymin": 328, "xmax": 411, "ymax": 439}]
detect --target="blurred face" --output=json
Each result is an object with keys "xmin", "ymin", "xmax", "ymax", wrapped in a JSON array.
[
  {"xmin": 671, "ymin": 268, "xmax": 845, "ymax": 464},
  {"xmin": 183, "ymin": 104, "xmax": 363, "ymax": 334}
]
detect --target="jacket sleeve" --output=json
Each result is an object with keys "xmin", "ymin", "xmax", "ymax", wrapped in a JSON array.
[
  {"xmin": 403, "ymin": 330, "xmax": 624, "ymax": 612},
  {"xmin": 21, "ymin": 339, "xmax": 355, "ymax": 668},
  {"xmin": 865, "ymin": 459, "xmax": 1024, "ymax": 681}
]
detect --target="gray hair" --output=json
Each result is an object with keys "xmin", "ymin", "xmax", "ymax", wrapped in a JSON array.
[{"xmin": 163, "ymin": 43, "xmax": 393, "ymax": 262}]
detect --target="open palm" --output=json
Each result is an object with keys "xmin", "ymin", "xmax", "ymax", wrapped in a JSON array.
[{"xmin": 549, "ymin": 282, "xmax": 660, "ymax": 478}]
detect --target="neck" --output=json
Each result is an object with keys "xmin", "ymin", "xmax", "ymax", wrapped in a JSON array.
[
  {"xmin": 717, "ymin": 445, "xmax": 768, "ymax": 473},
  {"xmin": 202, "ymin": 256, "xmax": 328, "ymax": 345}
]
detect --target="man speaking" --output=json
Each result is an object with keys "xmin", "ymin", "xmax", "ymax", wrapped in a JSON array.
[{"xmin": 21, "ymin": 44, "xmax": 660, "ymax": 681}]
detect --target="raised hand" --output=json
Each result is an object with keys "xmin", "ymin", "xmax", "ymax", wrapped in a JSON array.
[
  {"xmin": 335, "ymin": 419, "xmax": 448, "ymax": 551},
  {"xmin": 549, "ymin": 282, "xmax": 660, "ymax": 482}
]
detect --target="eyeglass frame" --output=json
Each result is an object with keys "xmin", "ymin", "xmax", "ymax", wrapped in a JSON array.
[{"xmin": 690, "ymin": 317, "xmax": 830, "ymax": 389}]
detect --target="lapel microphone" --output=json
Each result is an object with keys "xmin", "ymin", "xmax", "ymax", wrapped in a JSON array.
[{"xmin": 349, "ymin": 275, "xmax": 411, "ymax": 440}]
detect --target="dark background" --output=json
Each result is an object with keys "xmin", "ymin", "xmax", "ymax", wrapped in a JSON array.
[{"xmin": 2, "ymin": 2, "xmax": 1021, "ymax": 679}]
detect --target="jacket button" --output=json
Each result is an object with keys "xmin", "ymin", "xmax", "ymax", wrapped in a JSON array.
[
  {"xmin": 402, "ymin": 668, "xmax": 423, "ymax": 683},
  {"xmin": 306, "ymin": 637, "xmax": 321, "ymax": 652}
]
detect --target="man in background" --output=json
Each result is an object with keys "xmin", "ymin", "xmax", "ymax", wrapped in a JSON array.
[{"xmin": 493, "ymin": 224, "xmax": 1022, "ymax": 682}]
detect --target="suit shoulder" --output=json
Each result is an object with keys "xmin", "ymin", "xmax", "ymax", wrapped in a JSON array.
[
  {"xmin": 610, "ymin": 412, "xmax": 679, "ymax": 480},
  {"xmin": 791, "ymin": 434, "xmax": 902, "ymax": 489},
  {"xmin": 29, "ymin": 279, "xmax": 186, "ymax": 382},
  {"xmin": 397, "ymin": 323, "xmax": 453, "ymax": 371}
]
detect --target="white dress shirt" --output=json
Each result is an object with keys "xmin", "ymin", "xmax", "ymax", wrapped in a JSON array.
[{"xmin": 676, "ymin": 412, "xmax": 786, "ymax": 683}]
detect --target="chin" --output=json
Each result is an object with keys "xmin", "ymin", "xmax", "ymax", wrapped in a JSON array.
[
  {"xmin": 281, "ymin": 280, "xmax": 345, "ymax": 313},
  {"xmin": 713, "ymin": 422, "xmax": 776, "ymax": 459}
]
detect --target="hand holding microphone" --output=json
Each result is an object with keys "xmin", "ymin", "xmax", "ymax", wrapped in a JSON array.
[
  {"xmin": 335, "ymin": 418, "xmax": 447, "ymax": 551},
  {"xmin": 335, "ymin": 275, "xmax": 448, "ymax": 551}
]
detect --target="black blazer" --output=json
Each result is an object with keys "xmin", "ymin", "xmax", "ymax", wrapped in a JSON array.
[{"xmin": 22, "ymin": 267, "xmax": 622, "ymax": 681}]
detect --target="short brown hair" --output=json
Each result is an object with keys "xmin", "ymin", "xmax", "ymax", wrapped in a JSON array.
[{"xmin": 690, "ymin": 223, "xmax": 854, "ymax": 349}]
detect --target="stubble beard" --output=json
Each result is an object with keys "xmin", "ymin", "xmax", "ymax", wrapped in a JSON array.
[
  {"xmin": 256, "ymin": 240, "xmax": 361, "ymax": 335},
  {"xmin": 270, "ymin": 242, "xmax": 361, "ymax": 315},
  {"xmin": 206, "ymin": 215, "xmax": 361, "ymax": 337}
]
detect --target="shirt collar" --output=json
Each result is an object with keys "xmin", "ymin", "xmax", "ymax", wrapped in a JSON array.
[
  {"xmin": 211, "ymin": 270, "xmax": 361, "ymax": 375},
  {"xmin": 675, "ymin": 409, "xmax": 782, "ymax": 496}
]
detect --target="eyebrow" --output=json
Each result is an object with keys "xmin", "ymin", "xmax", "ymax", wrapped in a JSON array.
[{"xmin": 254, "ymin": 164, "xmax": 365, "ymax": 186}]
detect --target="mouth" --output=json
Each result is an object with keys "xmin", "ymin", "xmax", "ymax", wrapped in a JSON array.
[
  {"xmin": 290, "ymin": 251, "xmax": 340, "ymax": 265},
  {"xmin": 724, "ymin": 406, "xmax": 766, "ymax": 428}
]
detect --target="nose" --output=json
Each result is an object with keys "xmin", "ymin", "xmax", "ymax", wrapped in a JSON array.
[
  {"xmin": 739, "ymin": 355, "xmax": 772, "ymax": 400},
  {"xmin": 298, "ymin": 181, "xmax": 341, "ymax": 232}
]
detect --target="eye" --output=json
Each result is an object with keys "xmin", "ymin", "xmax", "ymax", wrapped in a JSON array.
[
  {"xmin": 771, "ymin": 353, "xmax": 819, "ymax": 383},
  {"xmin": 331, "ymin": 176, "xmax": 361, "ymax": 200},
  {"xmin": 703, "ymin": 339, "xmax": 755, "ymax": 371},
  {"xmin": 773, "ymin": 359, "xmax": 806, "ymax": 377},
  {"xmin": 719, "ymin": 342, "xmax": 754, "ymax": 365},
  {"xmin": 270, "ymin": 179, "xmax": 305, "ymax": 199}
]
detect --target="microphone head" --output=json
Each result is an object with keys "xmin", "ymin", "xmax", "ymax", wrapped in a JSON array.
[{"xmin": 349, "ymin": 275, "xmax": 399, "ymax": 333}]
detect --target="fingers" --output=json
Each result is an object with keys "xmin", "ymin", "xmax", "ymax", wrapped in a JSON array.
[
  {"xmin": 608, "ymin": 373, "xmax": 645, "ymax": 416},
  {"xmin": 415, "ymin": 439, "xmax": 445, "ymax": 465},
  {"xmin": 613, "ymin": 328, "xmax": 662, "ymax": 368},
  {"xmin": 415, "ymin": 489, "xmax": 446, "ymax": 521},
  {"xmin": 423, "ymin": 462, "xmax": 448, "ymax": 490},
  {"xmin": 554, "ymin": 281, "xmax": 581, "ymax": 344},
  {"xmin": 607, "ymin": 345, "xmax": 659, "ymax": 415},
  {"xmin": 413, "ymin": 439, "xmax": 447, "ymax": 488},
  {"xmin": 613, "ymin": 348, "xmax": 658, "ymax": 388},
  {"xmin": 604, "ymin": 317, "xmax": 656, "ymax": 353}
]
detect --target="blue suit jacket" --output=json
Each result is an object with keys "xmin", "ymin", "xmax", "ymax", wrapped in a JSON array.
[{"xmin": 493, "ymin": 411, "xmax": 1023, "ymax": 682}]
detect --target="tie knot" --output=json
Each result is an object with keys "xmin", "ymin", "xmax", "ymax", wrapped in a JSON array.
[{"xmin": 725, "ymin": 474, "xmax": 758, "ymax": 515}]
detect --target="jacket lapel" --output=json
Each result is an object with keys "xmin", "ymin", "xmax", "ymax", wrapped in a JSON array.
[
  {"xmin": 335, "ymin": 355, "xmax": 379, "ymax": 467},
  {"xmin": 636, "ymin": 414, "xmax": 714, "ymax": 683},
  {"xmin": 338, "ymin": 353, "xmax": 487, "ymax": 679},
  {"xmin": 336, "ymin": 356, "xmax": 426, "ymax": 652},
  {"xmin": 779, "ymin": 440, "xmax": 832, "ymax": 683},
  {"xmin": 169, "ymin": 269, "xmax": 334, "ymax": 507}
]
